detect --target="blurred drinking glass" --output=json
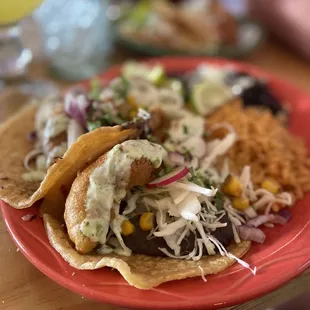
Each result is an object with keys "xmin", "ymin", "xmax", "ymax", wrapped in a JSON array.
[
  {"xmin": 0, "ymin": 0, "xmax": 42, "ymax": 79},
  {"xmin": 34, "ymin": 0, "xmax": 112, "ymax": 81}
]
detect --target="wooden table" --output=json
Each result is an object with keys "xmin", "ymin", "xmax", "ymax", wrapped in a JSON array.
[{"xmin": 1, "ymin": 35, "xmax": 310, "ymax": 310}]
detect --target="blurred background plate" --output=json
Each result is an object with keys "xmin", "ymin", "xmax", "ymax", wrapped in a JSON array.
[{"xmin": 114, "ymin": 17, "xmax": 265, "ymax": 58}]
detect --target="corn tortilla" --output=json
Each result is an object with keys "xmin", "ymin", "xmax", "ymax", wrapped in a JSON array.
[
  {"xmin": 0, "ymin": 104, "xmax": 139, "ymax": 218},
  {"xmin": 44, "ymin": 213, "xmax": 251, "ymax": 289}
]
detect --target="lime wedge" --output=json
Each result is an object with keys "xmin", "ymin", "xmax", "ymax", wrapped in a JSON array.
[
  {"xmin": 191, "ymin": 81, "xmax": 233, "ymax": 116},
  {"xmin": 161, "ymin": 78, "xmax": 183, "ymax": 95},
  {"xmin": 122, "ymin": 62, "xmax": 165, "ymax": 86},
  {"xmin": 147, "ymin": 66, "xmax": 165, "ymax": 86}
]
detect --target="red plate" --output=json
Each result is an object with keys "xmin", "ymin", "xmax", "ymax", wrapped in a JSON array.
[{"xmin": 1, "ymin": 57, "xmax": 310, "ymax": 309}]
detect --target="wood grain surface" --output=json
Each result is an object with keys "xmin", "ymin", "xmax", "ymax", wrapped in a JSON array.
[{"xmin": 1, "ymin": 19, "xmax": 310, "ymax": 310}]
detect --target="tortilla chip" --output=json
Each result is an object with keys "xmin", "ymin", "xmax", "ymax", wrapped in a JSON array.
[
  {"xmin": 0, "ymin": 105, "xmax": 139, "ymax": 215},
  {"xmin": 43, "ymin": 214, "xmax": 251, "ymax": 289}
]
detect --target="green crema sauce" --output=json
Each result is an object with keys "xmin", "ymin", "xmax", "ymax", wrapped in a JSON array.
[{"xmin": 80, "ymin": 140, "xmax": 167, "ymax": 244}]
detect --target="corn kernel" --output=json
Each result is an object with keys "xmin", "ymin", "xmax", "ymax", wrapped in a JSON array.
[
  {"xmin": 140, "ymin": 212, "xmax": 154, "ymax": 231},
  {"xmin": 271, "ymin": 203, "xmax": 283, "ymax": 213},
  {"xmin": 121, "ymin": 220, "xmax": 135, "ymax": 236},
  {"xmin": 262, "ymin": 178, "xmax": 280, "ymax": 194},
  {"xmin": 232, "ymin": 197, "xmax": 249, "ymax": 210},
  {"xmin": 222, "ymin": 175, "xmax": 243, "ymax": 197},
  {"xmin": 129, "ymin": 110, "xmax": 137, "ymax": 119},
  {"xmin": 127, "ymin": 95, "xmax": 137, "ymax": 107}
]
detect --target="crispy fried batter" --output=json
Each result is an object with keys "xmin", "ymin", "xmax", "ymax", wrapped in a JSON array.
[
  {"xmin": 64, "ymin": 152, "xmax": 155, "ymax": 254},
  {"xmin": 128, "ymin": 157, "xmax": 154, "ymax": 189}
]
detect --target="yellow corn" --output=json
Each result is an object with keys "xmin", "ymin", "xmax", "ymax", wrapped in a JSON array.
[
  {"xmin": 129, "ymin": 109, "xmax": 137, "ymax": 119},
  {"xmin": 262, "ymin": 178, "xmax": 280, "ymax": 194},
  {"xmin": 139, "ymin": 212, "xmax": 154, "ymax": 231},
  {"xmin": 121, "ymin": 220, "xmax": 135, "ymax": 236},
  {"xmin": 232, "ymin": 197, "xmax": 249, "ymax": 210},
  {"xmin": 127, "ymin": 95, "xmax": 139, "ymax": 119},
  {"xmin": 127, "ymin": 95, "xmax": 138, "ymax": 108},
  {"xmin": 222, "ymin": 175, "xmax": 243, "ymax": 197},
  {"xmin": 271, "ymin": 203, "xmax": 282, "ymax": 213}
]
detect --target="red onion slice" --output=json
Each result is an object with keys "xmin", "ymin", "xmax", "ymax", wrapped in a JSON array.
[
  {"xmin": 278, "ymin": 209, "xmax": 292, "ymax": 222},
  {"xmin": 168, "ymin": 152, "xmax": 185, "ymax": 166},
  {"xmin": 247, "ymin": 214, "xmax": 288, "ymax": 227},
  {"xmin": 247, "ymin": 215, "xmax": 274, "ymax": 227},
  {"xmin": 147, "ymin": 166, "xmax": 189, "ymax": 188},
  {"xmin": 64, "ymin": 91, "xmax": 90, "ymax": 127},
  {"xmin": 238, "ymin": 225, "xmax": 266, "ymax": 243},
  {"xmin": 270, "ymin": 214, "xmax": 288, "ymax": 225}
]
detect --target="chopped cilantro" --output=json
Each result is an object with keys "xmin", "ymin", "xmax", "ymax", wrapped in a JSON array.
[
  {"xmin": 88, "ymin": 78, "xmax": 101, "ymax": 100},
  {"xmin": 188, "ymin": 168, "xmax": 212, "ymax": 188},
  {"xmin": 87, "ymin": 120, "xmax": 102, "ymax": 132},
  {"xmin": 214, "ymin": 191, "xmax": 224, "ymax": 210},
  {"xmin": 86, "ymin": 101, "xmax": 125, "ymax": 131},
  {"xmin": 165, "ymin": 165, "xmax": 174, "ymax": 174},
  {"xmin": 146, "ymin": 134, "xmax": 158, "ymax": 143},
  {"xmin": 113, "ymin": 76, "xmax": 129, "ymax": 100},
  {"xmin": 183, "ymin": 125, "xmax": 188, "ymax": 134},
  {"xmin": 87, "ymin": 113, "xmax": 124, "ymax": 131},
  {"xmin": 156, "ymin": 164, "xmax": 174, "ymax": 178}
]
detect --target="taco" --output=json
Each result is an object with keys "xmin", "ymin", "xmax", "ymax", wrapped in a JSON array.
[
  {"xmin": 45, "ymin": 138, "xmax": 251, "ymax": 289},
  {"xmin": 0, "ymin": 97, "xmax": 141, "ymax": 217}
]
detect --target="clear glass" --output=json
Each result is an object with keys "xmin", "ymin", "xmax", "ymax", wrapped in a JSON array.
[
  {"xmin": 0, "ymin": 23, "xmax": 32, "ymax": 79},
  {"xmin": 34, "ymin": 0, "xmax": 113, "ymax": 81}
]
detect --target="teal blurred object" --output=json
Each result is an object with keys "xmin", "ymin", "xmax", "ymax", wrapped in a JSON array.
[{"xmin": 34, "ymin": 0, "xmax": 112, "ymax": 81}]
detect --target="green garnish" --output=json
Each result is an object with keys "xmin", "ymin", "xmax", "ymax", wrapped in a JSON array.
[
  {"xmin": 157, "ymin": 164, "xmax": 174, "ymax": 178},
  {"xmin": 88, "ymin": 78, "xmax": 101, "ymax": 100},
  {"xmin": 146, "ymin": 134, "xmax": 158, "ymax": 143},
  {"xmin": 183, "ymin": 125, "xmax": 188, "ymax": 135},
  {"xmin": 87, "ymin": 113, "xmax": 125, "ymax": 131},
  {"xmin": 189, "ymin": 167, "xmax": 195, "ymax": 176},
  {"xmin": 188, "ymin": 168, "xmax": 213, "ymax": 188},
  {"xmin": 87, "ymin": 120, "xmax": 102, "ymax": 132},
  {"xmin": 116, "ymin": 76, "xmax": 129, "ymax": 100},
  {"xmin": 214, "ymin": 191, "xmax": 224, "ymax": 210}
]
